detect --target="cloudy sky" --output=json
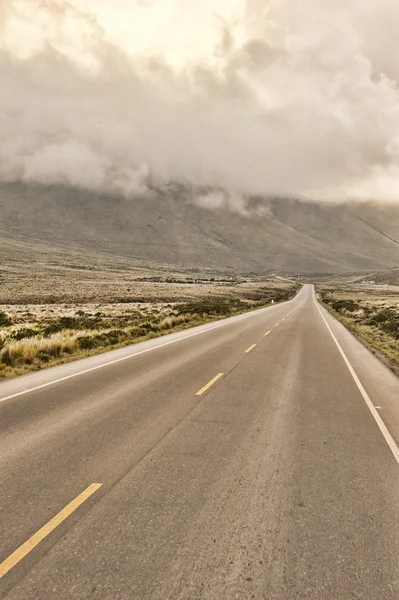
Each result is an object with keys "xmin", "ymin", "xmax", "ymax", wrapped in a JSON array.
[{"xmin": 1, "ymin": 0, "xmax": 399, "ymax": 202}]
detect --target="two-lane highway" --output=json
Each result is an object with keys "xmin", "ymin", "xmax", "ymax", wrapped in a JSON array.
[{"xmin": 1, "ymin": 285, "xmax": 398, "ymax": 599}]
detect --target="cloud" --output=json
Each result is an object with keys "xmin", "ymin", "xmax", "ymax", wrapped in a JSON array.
[{"xmin": 1, "ymin": 0, "xmax": 399, "ymax": 204}]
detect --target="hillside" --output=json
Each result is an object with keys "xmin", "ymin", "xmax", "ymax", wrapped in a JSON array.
[
  {"xmin": 356, "ymin": 268, "xmax": 399, "ymax": 286},
  {"xmin": 1, "ymin": 182, "xmax": 399, "ymax": 274}
]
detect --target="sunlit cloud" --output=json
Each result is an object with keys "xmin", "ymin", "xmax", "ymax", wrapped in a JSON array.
[{"xmin": 1, "ymin": 0, "xmax": 399, "ymax": 204}]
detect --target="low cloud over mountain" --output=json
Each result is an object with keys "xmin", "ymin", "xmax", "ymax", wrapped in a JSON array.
[{"xmin": 1, "ymin": 1, "xmax": 399, "ymax": 206}]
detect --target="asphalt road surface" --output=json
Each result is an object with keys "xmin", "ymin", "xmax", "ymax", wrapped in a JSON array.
[{"xmin": 1, "ymin": 285, "xmax": 398, "ymax": 599}]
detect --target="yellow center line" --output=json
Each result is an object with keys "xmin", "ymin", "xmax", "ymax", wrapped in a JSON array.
[
  {"xmin": 0, "ymin": 483, "xmax": 102, "ymax": 579},
  {"xmin": 264, "ymin": 330, "xmax": 271, "ymax": 336},
  {"xmin": 195, "ymin": 373, "xmax": 224, "ymax": 396},
  {"xmin": 245, "ymin": 344, "xmax": 257, "ymax": 354}
]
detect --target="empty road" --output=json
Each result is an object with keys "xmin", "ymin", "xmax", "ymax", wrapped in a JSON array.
[{"xmin": 1, "ymin": 285, "xmax": 398, "ymax": 599}]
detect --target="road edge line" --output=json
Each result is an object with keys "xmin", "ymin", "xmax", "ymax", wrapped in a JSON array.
[{"xmin": 314, "ymin": 291, "xmax": 399, "ymax": 465}]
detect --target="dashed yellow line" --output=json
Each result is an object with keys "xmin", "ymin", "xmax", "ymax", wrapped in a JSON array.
[
  {"xmin": 264, "ymin": 330, "xmax": 271, "ymax": 337},
  {"xmin": 0, "ymin": 483, "xmax": 102, "ymax": 579},
  {"xmin": 245, "ymin": 344, "xmax": 257, "ymax": 354},
  {"xmin": 195, "ymin": 373, "xmax": 224, "ymax": 396}
]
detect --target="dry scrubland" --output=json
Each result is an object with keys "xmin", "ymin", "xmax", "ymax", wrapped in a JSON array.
[
  {"xmin": 319, "ymin": 283, "xmax": 399, "ymax": 376},
  {"xmin": 0, "ymin": 261, "xmax": 298, "ymax": 378}
]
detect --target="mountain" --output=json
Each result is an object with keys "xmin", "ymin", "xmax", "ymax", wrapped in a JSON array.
[{"xmin": 1, "ymin": 181, "xmax": 398, "ymax": 274}]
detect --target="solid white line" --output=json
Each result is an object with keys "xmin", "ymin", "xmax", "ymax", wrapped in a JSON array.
[
  {"xmin": 314, "ymin": 291, "xmax": 399, "ymax": 465},
  {"xmin": 0, "ymin": 294, "xmax": 303, "ymax": 404}
]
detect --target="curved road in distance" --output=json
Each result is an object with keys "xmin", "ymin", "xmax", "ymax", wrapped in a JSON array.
[{"xmin": 0, "ymin": 284, "xmax": 398, "ymax": 599}]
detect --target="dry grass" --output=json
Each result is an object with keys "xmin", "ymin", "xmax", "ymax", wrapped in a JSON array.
[
  {"xmin": 0, "ymin": 279, "xmax": 298, "ymax": 378},
  {"xmin": 318, "ymin": 284, "xmax": 399, "ymax": 376},
  {"xmin": 0, "ymin": 332, "xmax": 78, "ymax": 366},
  {"xmin": 0, "ymin": 259, "xmax": 249, "ymax": 305}
]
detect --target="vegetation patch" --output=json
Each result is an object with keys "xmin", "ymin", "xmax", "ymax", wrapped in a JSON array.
[
  {"xmin": 319, "ymin": 285, "xmax": 399, "ymax": 375},
  {"xmin": 0, "ymin": 280, "xmax": 298, "ymax": 379},
  {"xmin": 0, "ymin": 311, "xmax": 11, "ymax": 327}
]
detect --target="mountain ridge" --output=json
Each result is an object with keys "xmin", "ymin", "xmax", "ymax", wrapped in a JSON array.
[{"xmin": 1, "ymin": 181, "xmax": 398, "ymax": 274}]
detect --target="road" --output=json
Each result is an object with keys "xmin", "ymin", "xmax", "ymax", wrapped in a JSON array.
[{"xmin": 0, "ymin": 284, "xmax": 398, "ymax": 599}]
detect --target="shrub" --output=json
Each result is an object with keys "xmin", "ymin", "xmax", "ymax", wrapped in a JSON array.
[
  {"xmin": 77, "ymin": 329, "xmax": 129, "ymax": 351},
  {"xmin": 129, "ymin": 326, "xmax": 150, "ymax": 338},
  {"xmin": 0, "ymin": 346, "xmax": 12, "ymax": 365},
  {"xmin": 0, "ymin": 311, "xmax": 11, "ymax": 327},
  {"xmin": 367, "ymin": 309, "xmax": 399, "ymax": 338},
  {"xmin": 11, "ymin": 328, "xmax": 40, "ymax": 341},
  {"xmin": 331, "ymin": 299, "xmax": 360, "ymax": 313},
  {"xmin": 77, "ymin": 335, "xmax": 98, "ymax": 350}
]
